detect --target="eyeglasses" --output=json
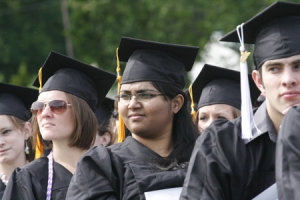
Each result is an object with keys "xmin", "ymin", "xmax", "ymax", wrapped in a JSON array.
[
  {"xmin": 31, "ymin": 100, "xmax": 72, "ymax": 116},
  {"xmin": 116, "ymin": 93, "xmax": 164, "ymax": 104}
]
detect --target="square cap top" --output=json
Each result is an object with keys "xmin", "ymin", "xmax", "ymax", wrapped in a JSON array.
[
  {"xmin": 220, "ymin": 1, "xmax": 300, "ymax": 69},
  {"xmin": 190, "ymin": 64, "xmax": 260, "ymax": 110},
  {"xmin": 33, "ymin": 51, "xmax": 116, "ymax": 111},
  {"xmin": 0, "ymin": 82, "xmax": 38, "ymax": 121},
  {"xmin": 118, "ymin": 37, "xmax": 199, "ymax": 89}
]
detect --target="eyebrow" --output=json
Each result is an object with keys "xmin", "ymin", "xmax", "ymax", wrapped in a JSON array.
[
  {"xmin": 0, "ymin": 126, "xmax": 13, "ymax": 132},
  {"xmin": 264, "ymin": 61, "xmax": 282, "ymax": 67},
  {"xmin": 291, "ymin": 59, "xmax": 300, "ymax": 65},
  {"xmin": 265, "ymin": 59, "xmax": 300, "ymax": 67},
  {"xmin": 120, "ymin": 89, "xmax": 159, "ymax": 93}
]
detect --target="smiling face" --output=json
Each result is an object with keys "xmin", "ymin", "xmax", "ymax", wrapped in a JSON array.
[
  {"xmin": 253, "ymin": 54, "xmax": 300, "ymax": 124},
  {"xmin": 197, "ymin": 104, "xmax": 240, "ymax": 133},
  {"xmin": 36, "ymin": 90, "xmax": 75, "ymax": 143},
  {"xmin": 0, "ymin": 115, "xmax": 29, "ymax": 165},
  {"xmin": 118, "ymin": 81, "xmax": 175, "ymax": 139}
]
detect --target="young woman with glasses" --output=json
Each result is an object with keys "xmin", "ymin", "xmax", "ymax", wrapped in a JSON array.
[
  {"xmin": 0, "ymin": 82, "xmax": 37, "ymax": 199},
  {"xmin": 66, "ymin": 37, "xmax": 200, "ymax": 199},
  {"xmin": 2, "ymin": 51, "xmax": 116, "ymax": 200}
]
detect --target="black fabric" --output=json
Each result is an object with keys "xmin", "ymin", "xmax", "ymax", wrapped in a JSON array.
[
  {"xmin": 220, "ymin": 2, "xmax": 300, "ymax": 69},
  {"xmin": 180, "ymin": 114, "xmax": 276, "ymax": 199},
  {"xmin": 2, "ymin": 156, "xmax": 73, "ymax": 200},
  {"xmin": 189, "ymin": 64, "xmax": 260, "ymax": 110},
  {"xmin": 276, "ymin": 105, "xmax": 300, "ymax": 200},
  {"xmin": 0, "ymin": 181, "xmax": 6, "ymax": 199},
  {"xmin": 32, "ymin": 51, "xmax": 116, "ymax": 111},
  {"xmin": 66, "ymin": 137, "xmax": 187, "ymax": 200},
  {"xmin": 95, "ymin": 97, "xmax": 114, "ymax": 125},
  {"xmin": 118, "ymin": 37, "xmax": 199, "ymax": 89},
  {"xmin": 0, "ymin": 82, "xmax": 38, "ymax": 121}
]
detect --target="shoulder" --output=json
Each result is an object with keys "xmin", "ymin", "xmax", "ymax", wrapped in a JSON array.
[
  {"xmin": 200, "ymin": 117, "xmax": 242, "ymax": 143},
  {"xmin": 19, "ymin": 156, "xmax": 48, "ymax": 173}
]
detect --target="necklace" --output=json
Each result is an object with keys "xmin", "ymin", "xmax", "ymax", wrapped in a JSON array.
[{"xmin": 0, "ymin": 172, "xmax": 8, "ymax": 186}]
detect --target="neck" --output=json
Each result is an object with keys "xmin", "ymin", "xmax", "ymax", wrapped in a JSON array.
[
  {"xmin": 51, "ymin": 141, "xmax": 87, "ymax": 174},
  {"xmin": 132, "ymin": 131, "xmax": 173, "ymax": 157},
  {"xmin": 266, "ymin": 101, "xmax": 283, "ymax": 134},
  {"xmin": 0, "ymin": 155, "xmax": 28, "ymax": 180}
]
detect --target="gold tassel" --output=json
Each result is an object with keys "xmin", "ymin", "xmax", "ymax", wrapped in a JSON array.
[
  {"xmin": 35, "ymin": 67, "xmax": 44, "ymax": 158},
  {"xmin": 38, "ymin": 67, "xmax": 43, "ymax": 92},
  {"xmin": 188, "ymin": 84, "xmax": 197, "ymax": 122},
  {"xmin": 34, "ymin": 134, "xmax": 43, "ymax": 159},
  {"xmin": 116, "ymin": 48, "xmax": 125, "ymax": 143}
]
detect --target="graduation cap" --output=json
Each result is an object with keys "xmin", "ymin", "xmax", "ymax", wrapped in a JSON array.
[
  {"xmin": 220, "ymin": 1, "xmax": 300, "ymax": 69},
  {"xmin": 0, "ymin": 82, "xmax": 38, "ymax": 121},
  {"xmin": 116, "ymin": 36, "xmax": 199, "ymax": 142},
  {"xmin": 118, "ymin": 36, "xmax": 199, "ymax": 89},
  {"xmin": 94, "ymin": 97, "xmax": 115, "ymax": 126},
  {"xmin": 189, "ymin": 64, "xmax": 260, "ymax": 111},
  {"xmin": 33, "ymin": 51, "xmax": 116, "ymax": 111}
]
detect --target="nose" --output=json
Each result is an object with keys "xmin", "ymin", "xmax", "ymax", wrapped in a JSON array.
[
  {"xmin": 282, "ymin": 67, "xmax": 297, "ymax": 87},
  {"xmin": 127, "ymin": 96, "xmax": 141, "ymax": 109},
  {"xmin": 0, "ymin": 139, "xmax": 5, "ymax": 146},
  {"xmin": 40, "ymin": 103, "xmax": 53, "ymax": 117}
]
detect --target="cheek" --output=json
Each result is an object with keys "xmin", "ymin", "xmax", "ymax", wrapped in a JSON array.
[{"xmin": 118, "ymin": 104, "xmax": 127, "ymax": 118}]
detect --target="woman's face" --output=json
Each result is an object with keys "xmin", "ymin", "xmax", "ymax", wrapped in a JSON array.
[
  {"xmin": 0, "ymin": 115, "xmax": 29, "ymax": 164},
  {"xmin": 118, "ymin": 81, "xmax": 174, "ymax": 139},
  {"xmin": 197, "ymin": 104, "xmax": 238, "ymax": 132},
  {"xmin": 36, "ymin": 90, "xmax": 74, "ymax": 142}
]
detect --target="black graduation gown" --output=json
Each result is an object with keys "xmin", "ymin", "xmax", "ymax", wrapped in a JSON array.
[
  {"xmin": 66, "ymin": 136, "xmax": 187, "ymax": 200},
  {"xmin": 276, "ymin": 105, "xmax": 300, "ymax": 200},
  {"xmin": 180, "ymin": 102, "xmax": 277, "ymax": 200},
  {"xmin": 2, "ymin": 156, "xmax": 73, "ymax": 200},
  {"xmin": 0, "ymin": 180, "xmax": 6, "ymax": 199}
]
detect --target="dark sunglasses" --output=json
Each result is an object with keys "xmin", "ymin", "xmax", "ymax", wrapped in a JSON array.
[{"xmin": 31, "ymin": 100, "xmax": 72, "ymax": 116}]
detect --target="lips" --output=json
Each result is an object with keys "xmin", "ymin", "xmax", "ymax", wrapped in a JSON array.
[
  {"xmin": 280, "ymin": 90, "xmax": 300, "ymax": 98},
  {"xmin": 128, "ymin": 113, "xmax": 145, "ymax": 121},
  {"xmin": 0, "ymin": 149, "xmax": 9, "ymax": 153},
  {"xmin": 42, "ymin": 123, "xmax": 55, "ymax": 128}
]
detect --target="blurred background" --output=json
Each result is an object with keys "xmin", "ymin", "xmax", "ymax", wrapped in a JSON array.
[{"xmin": 0, "ymin": 0, "xmax": 295, "ymax": 95}]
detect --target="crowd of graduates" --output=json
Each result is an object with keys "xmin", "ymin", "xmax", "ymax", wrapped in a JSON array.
[{"xmin": 0, "ymin": 1, "xmax": 300, "ymax": 199}]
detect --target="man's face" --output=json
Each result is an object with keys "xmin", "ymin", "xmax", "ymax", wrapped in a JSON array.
[{"xmin": 253, "ymin": 54, "xmax": 300, "ymax": 118}]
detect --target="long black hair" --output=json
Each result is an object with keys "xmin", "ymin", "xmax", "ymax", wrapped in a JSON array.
[{"xmin": 151, "ymin": 81, "xmax": 200, "ymax": 170}]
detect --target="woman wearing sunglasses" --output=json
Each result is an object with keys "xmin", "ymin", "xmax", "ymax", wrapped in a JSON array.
[
  {"xmin": 66, "ymin": 37, "xmax": 200, "ymax": 199},
  {"xmin": 2, "ymin": 51, "xmax": 116, "ymax": 200},
  {"xmin": 0, "ymin": 82, "xmax": 37, "ymax": 199}
]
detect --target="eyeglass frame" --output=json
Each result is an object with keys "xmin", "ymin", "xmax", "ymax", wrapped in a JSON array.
[
  {"xmin": 31, "ymin": 100, "xmax": 72, "ymax": 116},
  {"xmin": 115, "ymin": 93, "xmax": 164, "ymax": 104}
]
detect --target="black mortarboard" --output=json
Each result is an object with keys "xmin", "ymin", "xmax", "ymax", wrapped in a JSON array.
[
  {"xmin": 94, "ymin": 97, "xmax": 114, "ymax": 125},
  {"xmin": 0, "ymin": 82, "xmax": 38, "ymax": 121},
  {"xmin": 33, "ymin": 51, "xmax": 116, "ymax": 111},
  {"xmin": 190, "ymin": 64, "xmax": 260, "ymax": 110},
  {"xmin": 118, "ymin": 36, "xmax": 199, "ymax": 89},
  {"xmin": 220, "ymin": 1, "xmax": 300, "ymax": 69}
]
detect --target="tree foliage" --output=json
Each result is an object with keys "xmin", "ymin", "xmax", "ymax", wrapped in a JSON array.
[{"xmin": 0, "ymin": 0, "xmax": 295, "ymax": 86}]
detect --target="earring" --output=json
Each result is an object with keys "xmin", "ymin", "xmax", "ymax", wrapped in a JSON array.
[{"xmin": 25, "ymin": 140, "xmax": 29, "ymax": 155}]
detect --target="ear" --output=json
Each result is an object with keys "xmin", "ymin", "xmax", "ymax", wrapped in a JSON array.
[
  {"xmin": 23, "ymin": 122, "xmax": 32, "ymax": 140},
  {"xmin": 252, "ymin": 70, "xmax": 265, "ymax": 95},
  {"xmin": 100, "ymin": 132, "xmax": 112, "ymax": 147},
  {"xmin": 171, "ymin": 94, "xmax": 184, "ymax": 114}
]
